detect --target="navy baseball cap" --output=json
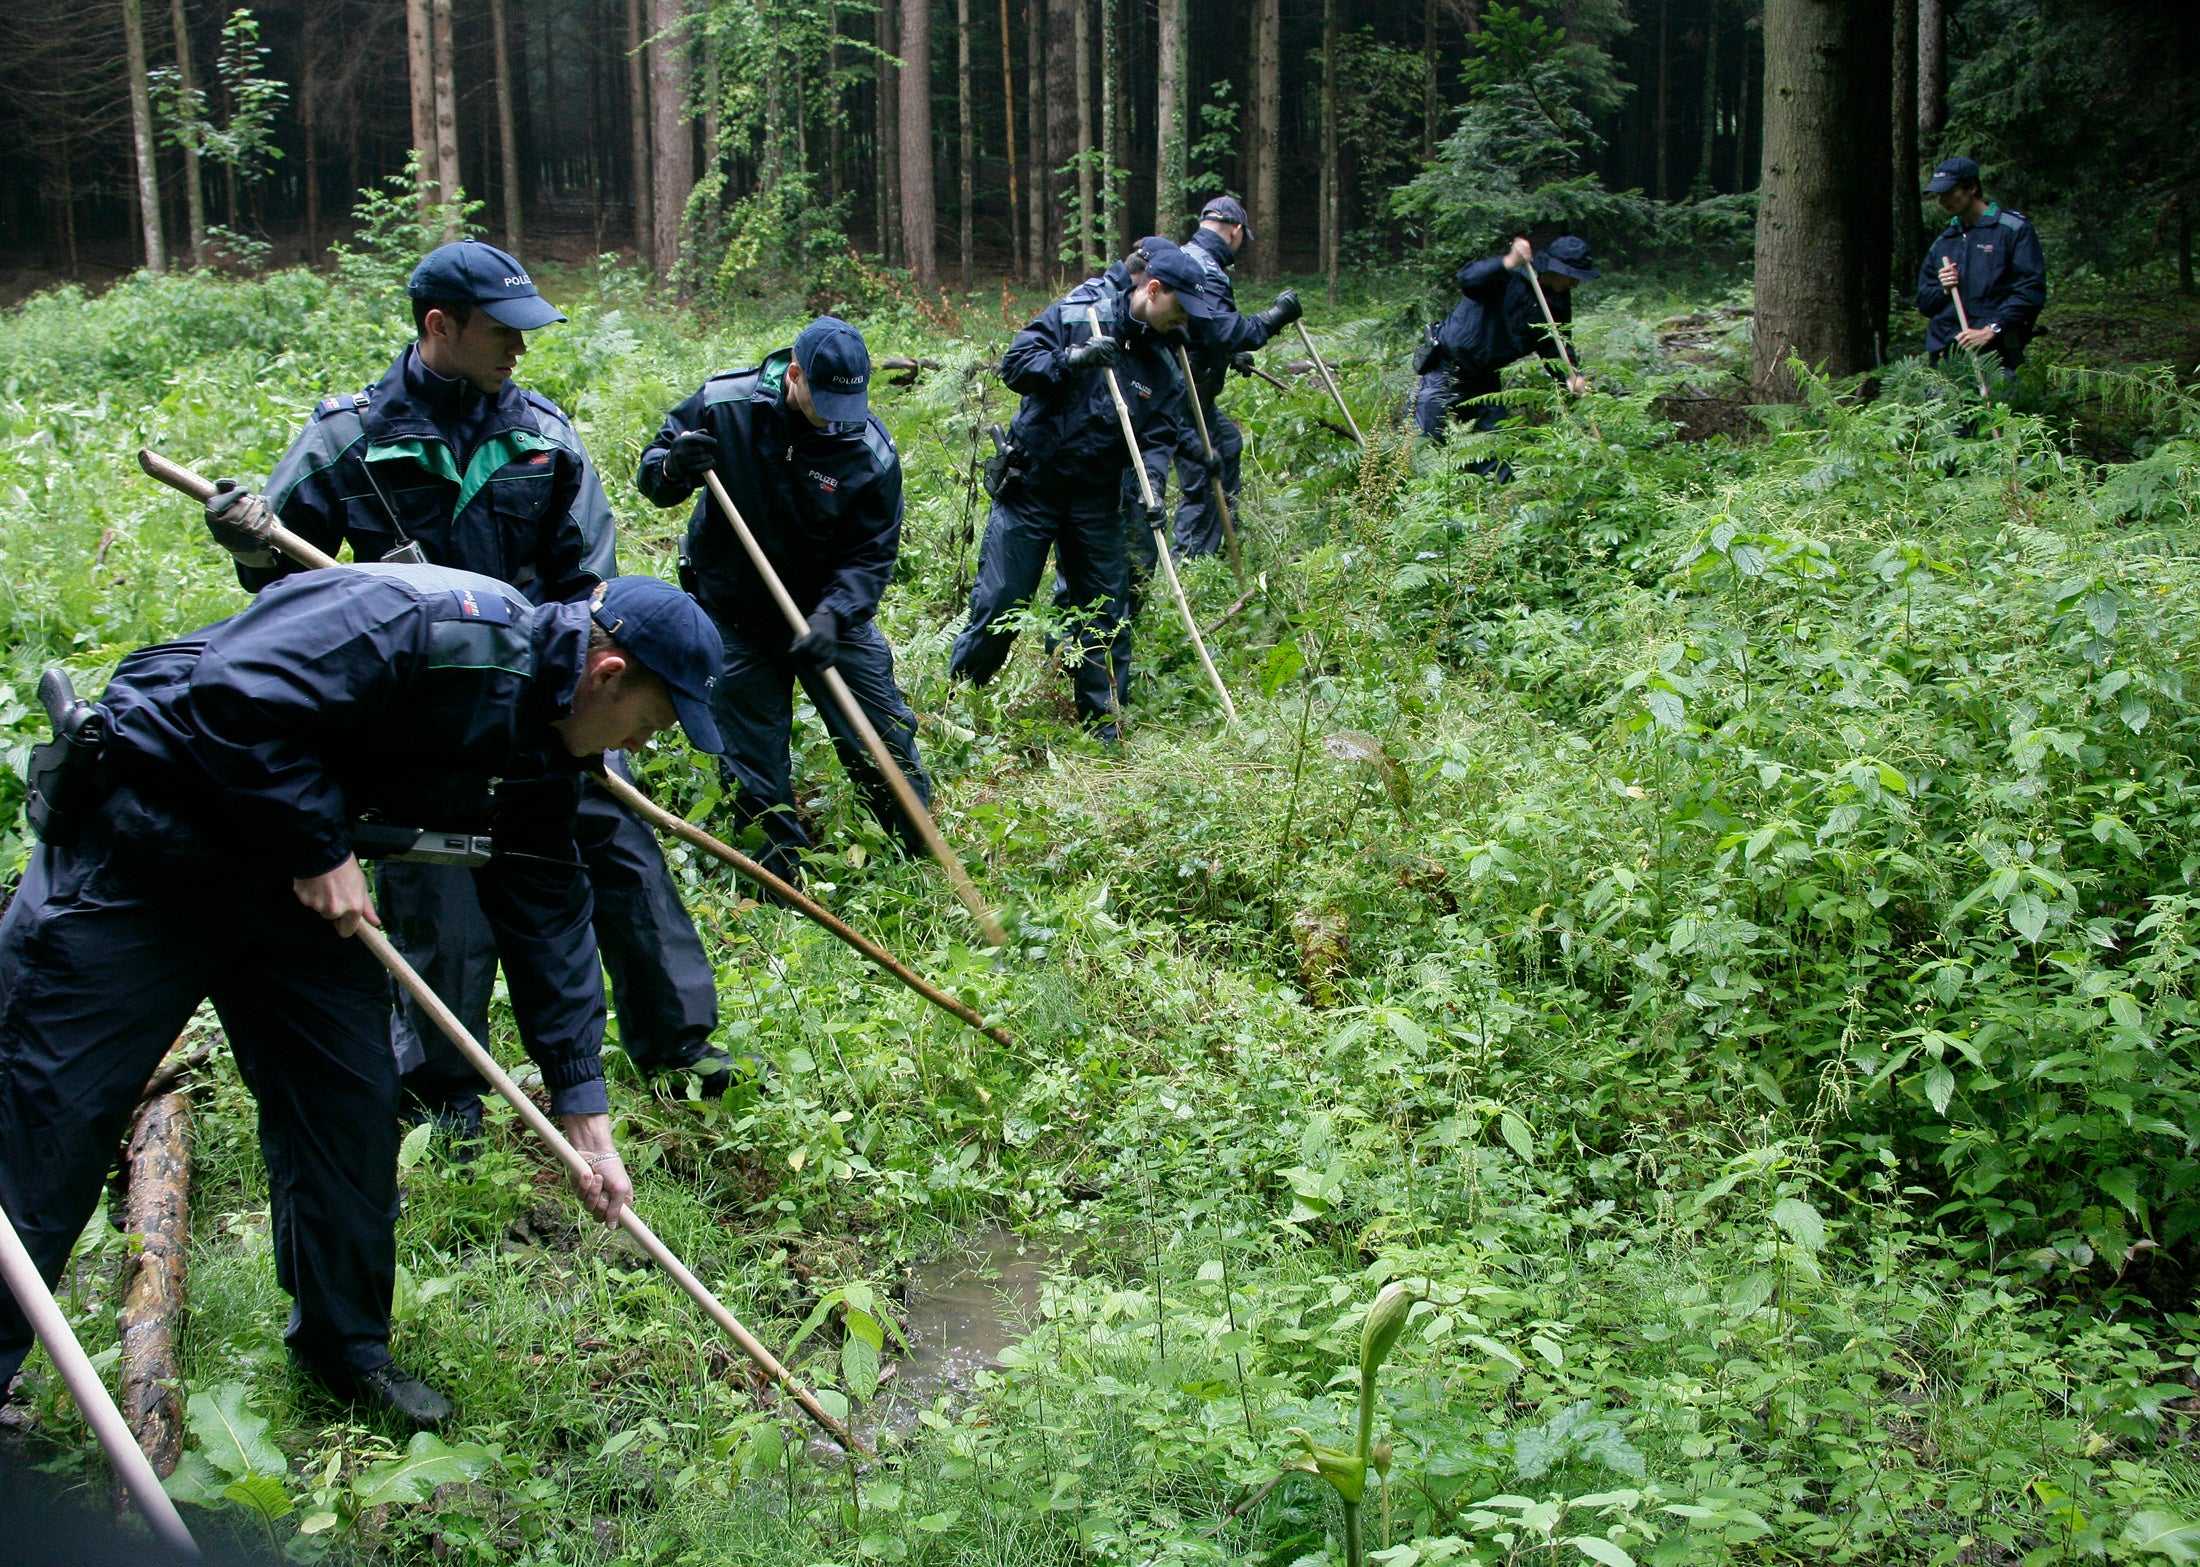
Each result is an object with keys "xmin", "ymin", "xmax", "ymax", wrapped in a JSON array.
[
  {"xmin": 1131, "ymin": 237, "xmax": 1221, "ymax": 319},
  {"xmin": 793, "ymin": 316, "xmax": 872, "ymax": 423},
  {"xmin": 1925, "ymin": 155, "xmax": 1981, "ymax": 194},
  {"xmin": 1535, "ymin": 235, "xmax": 1600, "ymax": 282},
  {"xmin": 1200, "ymin": 195, "xmax": 1253, "ymax": 242},
  {"xmin": 589, "ymin": 575, "xmax": 725, "ymax": 753},
  {"xmin": 408, "ymin": 241, "xmax": 567, "ymax": 330}
]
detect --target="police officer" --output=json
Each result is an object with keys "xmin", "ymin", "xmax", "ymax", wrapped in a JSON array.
[
  {"xmin": 1169, "ymin": 195, "xmax": 1302, "ymax": 557},
  {"xmin": 203, "ymin": 241, "xmax": 727, "ymax": 1116},
  {"xmin": 1411, "ymin": 234, "xmax": 1596, "ymax": 461},
  {"xmin": 0, "ymin": 566, "xmax": 724, "ymax": 1429},
  {"xmin": 1916, "ymin": 156, "xmax": 2046, "ymax": 381},
  {"xmin": 950, "ymin": 240, "xmax": 1210, "ymax": 741},
  {"xmin": 636, "ymin": 317, "xmax": 930, "ymax": 887}
]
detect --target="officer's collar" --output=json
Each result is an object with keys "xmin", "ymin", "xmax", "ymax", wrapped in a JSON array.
[
  {"xmin": 763, "ymin": 347, "xmax": 862, "ymax": 440},
  {"xmin": 1189, "ymin": 227, "xmax": 1236, "ymax": 267},
  {"xmin": 527, "ymin": 599, "xmax": 594, "ymax": 731},
  {"xmin": 365, "ymin": 345, "xmax": 535, "ymax": 447}
]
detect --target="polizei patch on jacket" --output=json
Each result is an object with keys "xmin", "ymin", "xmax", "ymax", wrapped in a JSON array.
[
  {"xmin": 1128, "ymin": 379, "xmax": 1154, "ymax": 400},
  {"xmin": 807, "ymin": 469, "xmax": 839, "ymax": 494},
  {"xmin": 450, "ymin": 586, "xmax": 513, "ymax": 625}
]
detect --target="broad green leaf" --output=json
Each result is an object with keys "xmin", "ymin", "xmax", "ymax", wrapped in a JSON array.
[
  {"xmin": 1499, "ymin": 1112, "xmax": 1535, "ymax": 1162},
  {"xmin": 1464, "ymin": 1334, "xmax": 1524, "ymax": 1370},
  {"xmin": 352, "ymin": 1432, "xmax": 496, "ymax": 1507},
  {"xmin": 843, "ymin": 1304, "xmax": 886, "ymax": 1352},
  {"xmin": 396, "ymin": 1121, "xmax": 433, "ymax": 1171},
  {"xmin": 1567, "ymin": 1539, "xmax": 1636, "ymax": 1567},
  {"xmin": 1770, "ymin": 1197, "xmax": 1826, "ymax": 1253},
  {"xmin": 2101, "ymin": 1168, "xmax": 2144, "ymax": 1220},
  {"xmin": 1530, "ymin": 1334, "xmax": 1564, "ymax": 1369},
  {"xmin": 859, "ymin": 1529, "xmax": 909, "ymax": 1559},
  {"xmin": 221, "ymin": 1473, "xmax": 294, "ymax": 1523},
  {"xmin": 185, "ymin": 1382, "xmax": 288, "ymax": 1480},
  {"xmin": 746, "ymin": 1422, "xmax": 785, "ymax": 1475},
  {"xmin": 1259, "ymin": 639, "xmax": 1304, "ymax": 698},
  {"xmin": 915, "ymin": 1510, "xmax": 962, "ymax": 1532},
  {"xmin": 843, "ymin": 1332, "xmax": 881, "ymax": 1402},
  {"xmin": 1924, "ymin": 1065, "xmax": 1956, "ymax": 1116},
  {"xmin": 598, "ymin": 1427, "xmax": 641, "ymax": 1460},
  {"xmin": 163, "ymin": 1450, "xmax": 231, "ymax": 1506},
  {"xmin": 2124, "ymin": 1510, "xmax": 2200, "ymax": 1562},
  {"xmin": 2008, "ymin": 892, "xmax": 2050, "ymax": 943}
]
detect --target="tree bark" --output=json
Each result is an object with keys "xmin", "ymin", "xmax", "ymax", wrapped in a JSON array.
[
  {"xmin": 122, "ymin": 0, "xmax": 166, "ymax": 275},
  {"xmin": 626, "ymin": 0, "xmax": 654, "ymax": 270},
  {"xmin": 1321, "ymin": 0, "xmax": 1340, "ymax": 302},
  {"xmin": 1891, "ymin": 0, "xmax": 1920, "ymax": 273},
  {"xmin": 1752, "ymin": 0, "xmax": 1894, "ymax": 400},
  {"xmin": 1917, "ymin": 0, "xmax": 1945, "ymax": 149},
  {"xmin": 115, "ymin": 1090, "xmax": 191, "ymax": 1479},
  {"xmin": 1421, "ymin": 0, "xmax": 1438, "ymax": 163},
  {"xmin": 1075, "ymin": 0, "xmax": 1095, "ymax": 270},
  {"xmin": 491, "ymin": 0, "xmax": 524, "ymax": 251},
  {"xmin": 1656, "ymin": 0, "xmax": 1671, "ymax": 200},
  {"xmin": 879, "ymin": 0, "xmax": 901, "ymax": 263},
  {"xmin": 1027, "ymin": 0, "xmax": 1047, "ymax": 279},
  {"xmin": 1734, "ymin": 15, "xmax": 1756, "ymax": 190},
  {"xmin": 1156, "ymin": 0, "xmax": 1184, "ymax": 235},
  {"xmin": 959, "ymin": 0, "xmax": 975, "ymax": 287},
  {"xmin": 302, "ymin": 8, "xmax": 320, "ymax": 259},
  {"xmin": 431, "ymin": 0, "xmax": 462, "ymax": 237},
  {"xmin": 1101, "ymin": 0, "xmax": 1120, "ymax": 257},
  {"xmin": 407, "ymin": 0, "xmax": 439, "ymax": 218},
  {"xmin": 170, "ymin": 0, "xmax": 206, "ymax": 267},
  {"xmin": 650, "ymin": 0, "xmax": 693, "ymax": 283},
  {"xmin": 1248, "ymin": 0, "xmax": 1280, "ymax": 280},
  {"xmin": 1001, "ymin": 0, "xmax": 1025, "ymax": 276},
  {"xmin": 899, "ymin": 0, "xmax": 938, "ymax": 286},
  {"xmin": 1693, "ymin": 1, "xmax": 1719, "ymax": 196}
]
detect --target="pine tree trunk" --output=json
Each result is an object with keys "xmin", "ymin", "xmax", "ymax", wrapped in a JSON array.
[
  {"xmin": 1074, "ymin": 0, "xmax": 1095, "ymax": 270},
  {"xmin": 1101, "ymin": 0, "xmax": 1119, "ymax": 257},
  {"xmin": 825, "ymin": 24, "xmax": 839, "ymax": 198},
  {"xmin": 1001, "ymin": 0, "xmax": 1024, "ymax": 276},
  {"xmin": 122, "ymin": 0, "xmax": 166, "ymax": 274},
  {"xmin": 432, "ymin": 0, "xmax": 462, "ymax": 237},
  {"xmin": 1656, "ymin": 0, "xmax": 1671, "ymax": 200},
  {"xmin": 651, "ymin": 0, "xmax": 692, "ymax": 283},
  {"xmin": 1917, "ymin": 0, "xmax": 1945, "ymax": 149},
  {"xmin": 1249, "ymin": 0, "xmax": 1279, "ymax": 279},
  {"xmin": 1027, "ymin": 0, "xmax": 1048, "ymax": 279},
  {"xmin": 1321, "ymin": 0, "xmax": 1339, "ymax": 302},
  {"xmin": 170, "ymin": 0, "xmax": 206, "ymax": 267},
  {"xmin": 900, "ymin": 0, "xmax": 938, "ymax": 286},
  {"xmin": 1692, "ymin": 2, "xmax": 1719, "ymax": 195},
  {"xmin": 1734, "ymin": 18, "xmax": 1755, "ymax": 190},
  {"xmin": 302, "ymin": 10, "xmax": 320, "ymax": 259},
  {"xmin": 115, "ymin": 1090, "xmax": 191, "ymax": 1479},
  {"xmin": 879, "ymin": 0, "xmax": 901, "ymax": 263},
  {"xmin": 491, "ymin": 0, "xmax": 523, "ymax": 251},
  {"xmin": 959, "ymin": 0, "xmax": 975, "ymax": 287},
  {"xmin": 1753, "ymin": 0, "xmax": 1894, "ymax": 399},
  {"xmin": 1891, "ymin": 0, "xmax": 1920, "ymax": 272},
  {"xmin": 1156, "ymin": 0, "xmax": 1184, "ymax": 235},
  {"xmin": 407, "ymin": 0, "xmax": 439, "ymax": 218},
  {"xmin": 626, "ymin": 0, "xmax": 655, "ymax": 270},
  {"xmin": 1421, "ymin": 0, "xmax": 1438, "ymax": 162}
]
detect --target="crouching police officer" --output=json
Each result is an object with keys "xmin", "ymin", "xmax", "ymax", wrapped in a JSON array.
[
  {"xmin": 951, "ymin": 239, "xmax": 1207, "ymax": 741},
  {"xmin": 637, "ymin": 316, "xmax": 931, "ymax": 886},
  {"xmin": 204, "ymin": 241, "xmax": 727, "ymax": 1112},
  {"xmin": 0, "ymin": 567, "xmax": 724, "ymax": 1429},
  {"xmin": 1916, "ymin": 156, "xmax": 2046, "ymax": 383},
  {"xmin": 1412, "ymin": 234, "xmax": 1595, "ymax": 465}
]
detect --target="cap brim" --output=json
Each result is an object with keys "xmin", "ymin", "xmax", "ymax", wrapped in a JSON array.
[
  {"xmin": 671, "ymin": 689, "xmax": 723, "ymax": 755},
  {"xmin": 809, "ymin": 387, "xmax": 869, "ymax": 423},
  {"xmin": 1174, "ymin": 289, "xmax": 1222, "ymax": 319},
  {"xmin": 1536, "ymin": 257, "xmax": 1598, "ymax": 282},
  {"xmin": 479, "ymin": 295, "xmax": 568, "ymax": 329},
  {"xmin": 1924, "ymin": 174, "xmax": 1960, "ymax": 193}
]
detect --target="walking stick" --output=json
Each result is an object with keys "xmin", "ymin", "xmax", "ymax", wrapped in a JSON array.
[
  {"xmin": 1174, "ymin": 343, "xmax": 1245, "ymax": 588},
  {"xmin": 1945, "ymin": 277, "xmax": 1996, "ymax": 400},
  {"xmin": 1521, "ymin": 265, "xmax": 1608, "ymax": 444},
  {"xmin": 1084, "ymin": 309, "xmax": 1239, "ymax": 728},
  {"xmin": 134, "ymin": 449, "xmax": 1008, "ymax": 1044},
  {"xmin": 698, "ymin": 472, "xmax": 1006, "ymax": 948},
  {"xmin": 1293, "ymin": 321, "xmax": 1364, "ymax": 448},
  {"xmin": 0, "ymin": 1202, "xmax": 201, "ymax": 1555},
  {"xmin": 352, "ymin": 924, "xmax": 868, "ymax": 1455}
]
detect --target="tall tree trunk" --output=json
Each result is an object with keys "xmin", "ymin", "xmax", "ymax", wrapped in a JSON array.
[
  {"xmin": 1753, "ymin": 0, "xmax": 1894, "ymax": 400},
  {"xmin": 1074, "ymin": 0, "xmax": 1095, "ymax": 270},
  {"xmin": 899, "ymin": 0, "xmax": 938, "ymax": 286},
  {"xmin": 407, "ymin": 0, "xmax": 439, "ymax": 217},
  {"xmin": 1047, "ymin": 0, "xmax": 1076, "ymax": 269},
  {"xmin": 122, "ymin": 0, "xmax": 166, "ymax": 274},
  {"xmin": 1891, "ymin": 0, "xmax": 1920, "ymax": 273},
  {"xmin": 1001, "ymin": 0, "xmax": 1025, "ymax": 275},
  {"xmin": 170, "ymin": 0, "xmax": 207, "ymax": 266},
  {"xmin": 958, "ymin": 0, "xmax": 974, "ymax": 286},
  {"xmin": 432, "ymin": 0, "xmax": 462, "ymax": 237},
  {"xmin": 651, "ymin": 0, "xmax": 692, "ymax": 283},
  {"xmin": 1101, "ymin": 0, "xmax": 1119, "ymax": 257},
  {"xmin": 302, "ymin": 9, "xmax": 320, "ymax": 258},
  {"xmin": 825, "ymin": 21, "xmax": 839, "ymax": 199},
  {"xmin": 626, "ymin": 0, "xmax": 655, "ymax": 269},
  {"xmin": 1917, "ymin": 0, "xmax": 1945, "ymax": 149},
  {"xmin": 1249, "ymin": 0, "xmax": 1279, "ymax": 279},
  {"xmin": 1027, "ymin": 0, "xmax": 1048, "ymax": 279},
  {"xmin": 1655, "ymin": 0, "xmax": 1671, "ymax": 200},
  {"xmin": 1421, "ymin": 0, "xmax": 1438, "ymax": 163},
  {"xmin": 879, "ymin": 0, "xmax": 901, "ymax": 262},
  {"xmin": 491, "ymin": 0, "xmax": 523, "ymax": 251},
  {"xmin": 1321, "ymin": 0, "xmax": 1339, "ymax": 302},
  {"xmin": 1156, "ymin": 0, "xmax": 1184, "ymax": 235},
  {"xmin": 1691, "ymin": 2, "xmax": 1719, "ymax": 196}
]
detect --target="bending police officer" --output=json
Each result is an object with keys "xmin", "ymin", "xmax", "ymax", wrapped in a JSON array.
[
  {"xmin": 1916, "ymin": 156, "xmax": 2046, "ymax": 384},
  {"xmin": 1412, "ymin": 234, "xmax": 1596, "ymax": 467},
  {"xmin": 203, "ymin": 242, "xmax": 727, "ymax": 1113},
  {"xmin": 636, "ymin": 316, "xmax": 931, "ymax": 887},
  {"xmin": 0, "ymin": 567, "xmax": 724, "ymax": 1429}
]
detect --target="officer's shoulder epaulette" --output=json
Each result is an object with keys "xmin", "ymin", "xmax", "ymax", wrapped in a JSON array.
[
  {"xmin": 518, "ymin": 388, "xmax": 584, "ymax": 451},
  {"xmin": 701, "ymin": 366, "xmax": 765, "ymax": 406},
  {"xmin": 313, "ymin": 390, "xmax": 372, "ymax": 422},
  {"xmin": 859, "ymin": 417, "xmax": 898, "ymax": 472},
  {"xmin": 1997, "ymin": 207, "xmax": 2031, "ymax": 230}
]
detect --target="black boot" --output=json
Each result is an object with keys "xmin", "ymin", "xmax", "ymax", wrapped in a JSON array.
[{"xmin": 307, "ymin": 1361, "xmax": 454, "ymax": 1433}]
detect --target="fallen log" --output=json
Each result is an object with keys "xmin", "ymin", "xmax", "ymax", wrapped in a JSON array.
[{"xmin": 114, "ymin": 1086, "xmax": 192, "ymax": 1480}]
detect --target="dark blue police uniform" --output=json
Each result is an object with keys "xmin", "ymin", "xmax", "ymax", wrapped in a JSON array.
[
  {"xmin": 1168, "ymin": 226, "xmax": 1276, "ymax": 557},
  {"xmin": 257, "ymin": 344, "xmax": 719, "ymax": 1106},
  {"xmin": 636, "ymin": 349, "xmax": 932, "ymax": 886},
  {"xmin": 0, "ymin": 566, "xmax": 610, "ymax": 1389},
  {"xmin": 1411, "ymin": 256, "xmax": 1578, "ymax": 451},
  {"xmin": 954, "ymin": 270, "xmax": 1185, "ymax": 729},
  {"xmin": 1916, "ymin": 203, "xmax": 2046, "ymax": 375}
]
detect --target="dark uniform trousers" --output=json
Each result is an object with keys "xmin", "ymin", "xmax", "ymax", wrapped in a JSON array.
[
  {"xmin": 1170, "ymin": 397, "xmax": 1244, "ymax": 559},
  {"xmin": 0, "ymin": 787, "xmax": 398, "ymax": 1386},
  {"xmin": 952, "ymin": 478, "xmax": 1131, "ymax": 725},
  {"xmin": 711, "ymin": 616, "xmax": 934, "ymax": 886},
  {"xmin": 386, "ymin": 752, "xmax": 719, "ymax": 1109}
]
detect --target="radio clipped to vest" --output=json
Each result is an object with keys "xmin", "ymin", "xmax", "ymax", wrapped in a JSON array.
[
  {"xmin": 26, "ymin": 666, "xmax": 107, "ymax": 845},
  {"xmin": 349, "ymin": 820, "xmax": 494, "ymax": 868},
  {"xmin": 982, "ymin": 425, "xmax": 1029, "ymax": 500}
]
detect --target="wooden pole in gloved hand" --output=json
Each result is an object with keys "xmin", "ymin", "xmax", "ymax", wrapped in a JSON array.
[
  {"xmin": 1086, "ymin": 309, "xmax": 1239, "ymax": 728},
  {"xmin": 1945, "ymin": 280, "xmax": 1996, "ymax": 399},
  {"xmin": 1176, "ymin": 343, "xmax": 1245, "ymax": 588},
  {"xmin": 1293, "ymin": 321, "xmax": 1364, "ymax": 447},
  {"xmin": 1520, "ymin": 266, "xmax": 1607, "ymax": 444},
  {"xmin": 0, "ymin": 1201, "xmax": 201, "ymax": 1556},
  {"xmin": 353, "ymin": 922, "xmax": 869, "ymax": 1455},
  {"xmin": 138, "ymin": 448, "xmax": 340, "ymax": 570},
  {"xmin": 698, "ymin": 471, "xmax": 1006, "ymax": 948}
]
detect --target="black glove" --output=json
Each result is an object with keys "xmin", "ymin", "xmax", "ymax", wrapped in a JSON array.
[
  {"xmin": 665, "ymin": 429, "xmax": 717, "ymax": 483},
  {"xmin": 1142, "ymin": 503, "xmax": 1166, "ymax": 534},
  {"xmin": 1250, "ymin": 289, "xmax": 1302, "ymax": 337},
  {"xmin": 204, "ymin": 479, "xmax": 277, "ymax": 568},
  {"xmin": 1231, "ymin": 351, "xmax": 1258, "ymax": 376},
  {"xmin": 1064, "ymin": 336, "xmax": 1120, "ymax": 372},
  {"xmin": 789, "ymin": 608, "xmax": 839, "ymax": 672}
]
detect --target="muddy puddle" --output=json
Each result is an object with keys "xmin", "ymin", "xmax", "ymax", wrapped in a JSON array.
[{"xmin": 873, "ymin": 1226, "xmax": 1062, "ymax": 1431}]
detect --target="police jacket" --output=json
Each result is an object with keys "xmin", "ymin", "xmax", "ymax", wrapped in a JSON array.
[
  {"xmin": 1432, "ymin": 257, "xmax": 1575, "ymax": 379},
  {"xmin": 636, "ymin": 349, "xmax": 903, "ymax": 643},
  {"xmin": 97, "ymin": 565, "xmax": 611, "ymax": 1113},
  {"xmin": 1915, "ymin": 203, "xmax": 2046, "ymax": 354},
  {"xmin": 1000, "ymin": 271, "xmax": 1184, "ymax": 491},
  {"xmin": 255, "ymin": 345, "xmax": 618, "ymax": 606},
  {"xmin": 1182, "ymin": 227, "xmax": 1276, "ymax": 402}
]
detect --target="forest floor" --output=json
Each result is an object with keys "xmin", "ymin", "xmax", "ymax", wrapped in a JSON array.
[{"xmin": 5, "ymin": 252, "xmax": 2200, "ymax": 1566}]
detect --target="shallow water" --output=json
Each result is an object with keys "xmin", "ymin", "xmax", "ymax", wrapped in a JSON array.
[{"xmin": 886, "ymin": 1226, "xmax": 1056, "ymax": 1414}]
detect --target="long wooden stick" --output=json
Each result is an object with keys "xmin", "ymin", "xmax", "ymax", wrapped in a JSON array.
[
  {"xmin": 1946, "ymin": 279, "xmax": 1996, "ymax": 399},
  {"xmin": 1293, "ymin": 321, "xmax": 1364, "ymax": 447},
  {"xmin": 1176, "ymin": 343, "xmax": 1245, "ymax": 587},
  {"xmin": 598, "ymin": 770, "xmax": 1013, "ymax": 1046},
  {"xmin": 137, "ymin": 448, "xmax": 341, "ymax": 570},
  {"xmin": 1086, "ymin": 310, "xmax": 1239, "ymax": 727},
  {"xmin": 0, "ymin": 1200, "xmax": 201, "ymax": 1555},
  {"xmin": 698, "ymin": 471, "xmax": 1005, "ymax": 947},
  {"xmin": 354, "ymin": 923, "xmax": 867, "ymax": 1454},
  {"xmin": 1518, "ymin": 267, "xmax": 1607, "ymax": 443}
]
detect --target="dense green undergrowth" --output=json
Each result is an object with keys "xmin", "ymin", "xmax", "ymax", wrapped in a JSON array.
[{"xmin": 8, "ymin": 258, "xmax": 2200, "ymax": 1566}]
